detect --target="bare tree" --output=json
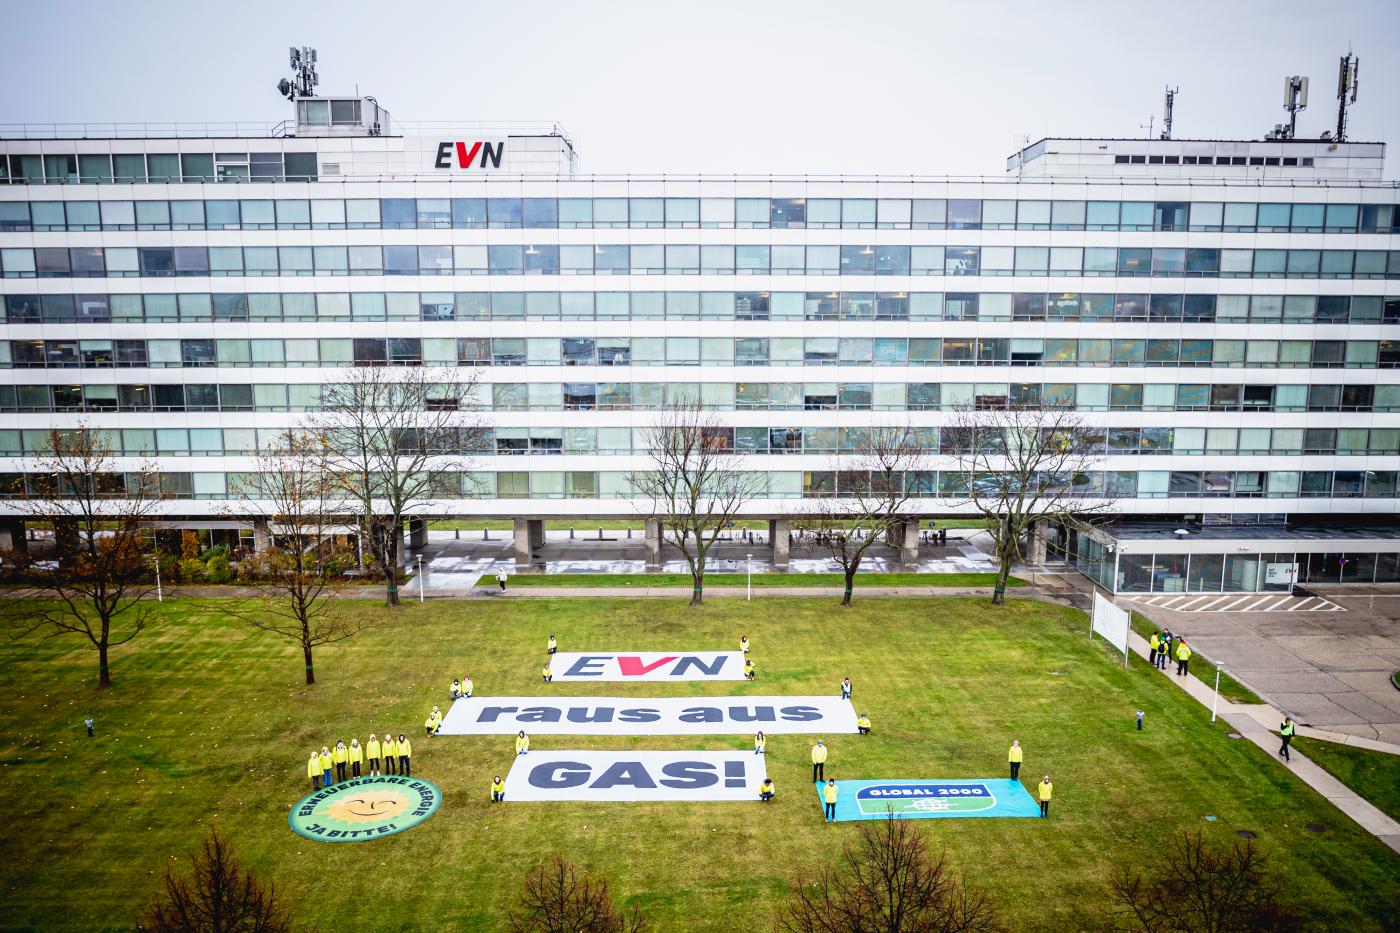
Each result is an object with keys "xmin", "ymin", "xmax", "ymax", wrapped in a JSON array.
[
  {"xmin": 943, "ymin": 403, "xmax": 1112, "ymax": 605},
  {"xmin": 228, "ymin": 431, "xmax": 368, "ymax": 685},
  {"xmin": 1110, "ymin": 830, "xmax": 1301, "ymax": 932},
  {"xmin": 799, "ymin": 426, "xmax": 928, "ymax": 606},
  {"xmin": 4, "ymin": 427, "xmax": 159, "ymax": 688},
  {"xmin": 775, "ymin": 815, "xmax": 998, "ymax": 933},
  {"xmin": 138, "ymin": 830, "xmax": 291, "ymax": 933},
  {"xmin": 631, "ymin": 403, "xmax": 760, "ymax": 606},
  {"xmin": 311, "ymin": 366, "xmax": 486, "ymax": 606},
  {"xmin": 510, "ymin": 854, "xmax": 648, "ymax": 933}
]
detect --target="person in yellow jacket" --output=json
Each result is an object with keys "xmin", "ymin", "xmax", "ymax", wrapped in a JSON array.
[
  {"xmin": 382, "ymin": 732, "xmax": 397, "ymax": 775},
  {"xmin": 332, "ymin": 741, "xmax": 348, "ymax": 783},
  {"xmin": 516, "ymin": 730, "xmax": 530, "ymax": 756},
  {"xmin": 366, "ymin": 734, "xmax": 382, "ymax": 776},
  {"xmin": 462, "ymin": 676, "xmax": 473, "ymax": 699},
  {"xmin": 740, "ymin": 634, "xmax": 750, "ymax": 654},
  {"xmin": 491, "ymin": 775, "xmax": 506, "ymax": 802},
  {"xmin": 396, "ymin": 734, "xmax": 412, "ymax": 777},
  {"xmin": 744, "ymin": 658, "xmax": 756, "ymax": 681},
  {"xmin": 754, "ymin": 731, "xmax": 766, "ymax": 755},
  {"xmin": 348, "ymin": 738, "xmax": 364, "ymax": 778},
  {"xmin": 1008, "ymin": 740, "xmax": 1023, "ymax": 780},
  {"xmin": 542, "ymin": 661, "xmax": 553, "ymax": 683},
  {"xmin": 857, "ymin": 713, "xmax": 872, "ymax": 735},
  {"xmin": 1148, "ymin": 631, "xmax": 1161, "ymax": 668},
  {"xmin": 425, "ymin": 710, "xmax": 439, "ymax": 736},
  {"xmin": 811, "ymin": 739, "xmax": 828, "ymax": 782},
  {"xmin": 307, "ymin": 750, "xmax": 323, "ymax": 790},
  {"xmin": 1175, "ymin": 639, "xmax": 1192, "ymax": 677},
  {"xmin": 1038, "ymin": 775, "xmax": 1053, "ymax": 818},
  {"xmin": 547, "ymin": 634, "xmax": 557, "ymax": 655},
  {"xmin": 319, "ymin": 746, "xmax": 333, "ymax": 787},
  {"xmin": 823, "ymin": 780, "xmax": 839, "ymax": 822},
  {"xmin": 759, "ymin": 777, "xmax": 775, "ymax": 802},
  {"xmin": 451, "ymin": 678, "xmax": 461, "ymax": 699}
]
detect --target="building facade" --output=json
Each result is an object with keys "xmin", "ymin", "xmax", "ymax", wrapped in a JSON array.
[{"xmin": 1, "ymin": 99, "xmax": 1398, "ymax": 590}]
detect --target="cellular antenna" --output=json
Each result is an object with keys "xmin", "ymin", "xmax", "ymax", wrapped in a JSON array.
[
  {"xmin": 1281, "ymin": 74, "xmax": 1308, "ymax": 139},
  {"xmin": 1335, "ymin": 52, "xmax": 1359, "ymax": 142},
  {"xmin": 1160, "ymin": 86, "xmax": 1179, "ymax": 140},
  {"xmin": 277, "ymin": 46, "xmax": 320, "ymax": 102}
]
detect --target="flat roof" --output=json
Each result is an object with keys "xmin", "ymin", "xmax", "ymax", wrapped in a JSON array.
[{"xmin": 1102, "ymin": 523, "xmax": 1400, "ymax": 543}]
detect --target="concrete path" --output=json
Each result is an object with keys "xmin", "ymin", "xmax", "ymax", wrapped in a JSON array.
[{"xmin": 1124, "ymin": 627, "xmax": 1400, "ymax": 855}]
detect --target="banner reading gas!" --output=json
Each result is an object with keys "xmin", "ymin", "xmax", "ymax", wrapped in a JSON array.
[
  {"xmin": 438, "ymin": 696, "xmax": 858, "ymax": 735},
  {"xmin": 504, "ymin": 750, "xmax": 767, "ymax": 801},
  {"xmin": 551, "ymin": 651, "xmax": 745, "ymax": 682}
]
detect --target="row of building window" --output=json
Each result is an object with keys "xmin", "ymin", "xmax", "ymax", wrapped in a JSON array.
[
  {"xmin": 6, "ymin": 291, "xmax": 1398, "ymax": 325},
  {"xmin": 3, "ymin": 194, "xmax": 1397, "ymax": 233},
  {"xmin": 0, "ymin": 469, "xmax": 1394, "ymax": 500},
  {"xmin": 6, "ymin": 244, "xmax": 1400, "ymax": 280},
  {"xmin": 0, "ymin": 153, "xmax": 317, "ymax": 186},
  {"xmin": 4, "ymin": 381, "xmax": 1395, "ymax": 413},
  {"xmin": 1112, "ymin": 153, "xmax": 1314, "ymax": 168},
  {"xmin": 7, "ymin": 336, "xmax": 1396, "ymax": 370},
  {"xmin": 5, "ymin": 425, "xmax": 1395, "ymax": 458}
]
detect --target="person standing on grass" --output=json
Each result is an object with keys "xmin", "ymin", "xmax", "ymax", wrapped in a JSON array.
[
  {"xmin": 491, "ymin": 775, "xmax": 505, "ymax": 802},
  {"xmin": 333, "ymin": 741, "xmax": 348, "ymax": 783},
  {"xmin": 1159, "ymin": 630, "xmax": 1173, "ymax": 670},
  {"xmin": 319, "ymin": 746, "xmax": 333, "ymax": 787},
  {"xmin": 754, "ymin": 731, "xmax": 766, "ymax": 755},
  {"xmin": 1279, "ymin": 716, "xmax": 1295, "ymax": 761},
  {"xmin": 348, "ymin": 738, "xmax": 363, "ymax": 778},
  {"xmin": 516, "ymin": 730, "xmax": 530, "ymax": 756},
  {"xmin": 840, "ymin": 677, "xmax": 853, "ymax": 700},
  {"xmin": 1148, "ymin": 631, "xmax": 1161, "ymax": 668},
  {"xmin": 383, "ymin": 734, "xmax": 397, "ymax": 775},
  {"xmin": 811, "ymin": 739, "xmax": 828, "ymax": 782},
  {"xmin": 496, "ymin": 569, "xmax": 508, "ymax": 592},
  {"xmin": 396, "ymin": 734, "xmax": 412, "ymax": 776},
  {"xmin": 462, "ymin": 675, "xmax": 473, "ymax": 699},
  {"xmin": 740, "ymin": 634, "xmax": 750, "ymax": 655},
  {"xmin": 308, "ymin": 750, "xmax": 322, "ymax": 791},
  {"xmin": 547, "ymin": 634, "xmax": 557, "ymax": 655},
  {"xmin": 1038, "ymin": 776, "xmax": 1053, "ymax": 817},
  {"xmin": 1175, "ymin": 639, "xmax": 1192, "ymax": 677},
  {"xmin": 759, "ymin": 778, "xmax": 775, "ymax": 802},
  {"xmin": 1008, "ymin": 740, "xmax": 1023, "ymax": 780},
  {"xmin": 366, "ymin": 734, "xmax": 381, "ymax": 776},
  {"xmin": 823, "ymin": 780, "xmax": 839, "ymax": 822}
]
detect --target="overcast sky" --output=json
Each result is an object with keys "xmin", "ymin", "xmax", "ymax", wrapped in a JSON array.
[{"xmin": 3, "ymin": 0, "xmax": 1398, "ymax": 176}]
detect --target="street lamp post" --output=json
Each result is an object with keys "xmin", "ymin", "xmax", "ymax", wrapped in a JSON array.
[
  {"xmin": 417, "ymin": 554, "xmax": 424, "ymax": 603},
  {"xmin": 154, "ymin": 556, "xmax": 163, "ymax": 602},
  {"xmin": 1211, "ymin": 668, "xmax": 1221, "ymax": 723},
  {"xmin": 746, "ymin": 552, "xmax": 753, "ymax": 602}
]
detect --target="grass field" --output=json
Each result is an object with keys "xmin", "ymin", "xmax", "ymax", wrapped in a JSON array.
[
  {"xmin": 1293, "ymin": 736, "xmax": 1400, "ymax": 823},
  {"xmin": 498, "ymin": 572, "xmax": 1024, "ymax": 589},
  {"xmin": 2, "ymin": 596, "xmax": 1397, "ymax": 931}
]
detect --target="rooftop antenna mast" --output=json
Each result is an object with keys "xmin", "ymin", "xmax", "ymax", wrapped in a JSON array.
[
  {"xmin": 1139, "ymin": 115, "xmax": 1155, "ymax": 140},
  {"xmin": 277, "ymin": 46, "xmax": 319, "ymax": 101},
  {"xmin": 1335, "ymin": 51, "xmax": 1359, "ymax": 142},
  {"xmin": 1282, "ymin": 74, "xmax": 1308, "ymax": 139},
  {"xmin": 1160, "ymin": 86, "xmax": 1179, "ymax": 139}
]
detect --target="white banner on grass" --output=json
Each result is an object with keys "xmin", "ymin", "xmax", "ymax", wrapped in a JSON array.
[
  {"xmin": 550, "ymin": 651, "xmax": 745, "ymax": 682},
  {"xmin": 503, "ymin": 750, "xmax": 767, "ymax": 801},
  {"xmin": 439, "ymin": 696, "xmax": 858, "ymax": 735},
  {"xmin": 1092, "ymin": 592, "xmax": 1131, "ymax": 660}
]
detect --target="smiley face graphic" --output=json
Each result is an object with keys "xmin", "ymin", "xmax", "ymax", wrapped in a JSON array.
[
  {"xmin": 290, "ymin": 777, "xmax": 443, "ymax": 842},
  {"xmin": 323, "ymin": 790, "xmax": 410, "ymax": 824}
]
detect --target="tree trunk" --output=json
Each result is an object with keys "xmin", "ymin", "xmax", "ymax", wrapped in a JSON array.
[
  {"xmin": 690, "ymin": 567, "xmax": 704, "ymax": 606},
  {"xmin": 98, "ymin": 638, "xmax": 111, "ymax": 688},
  {"xmin": 842, "ymin": 568, "xmax": 855, "ymax": 606},
  {"xmin": 992, "ymin": 550, "xmax": 1014, "ymax": 606},
  {"xmin": 384, "ymin": 531, "xmax": 400, "ymax": 606},
  {"xmin": 302, "ymin": 639, "xmax": 316, "ymax": 685}
]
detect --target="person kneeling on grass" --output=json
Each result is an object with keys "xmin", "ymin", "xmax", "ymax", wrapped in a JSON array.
[
  {"xmin": 308, "ymin": 750, "xmax": 323, "ymax": 790},
  {"xmin": 491, "ymin": 775, "xmax": 505, "ymax": 802},
  {"xmin": 451, "ymin": 678, "xmax": 461, "ymax": 700},
  {"xmin": 397, "ymin": 734, "xmax": 412, "ymax": 777},
  {"xmin": 462, "ymin": 675, "xmax": 473, "ymax": 699},
  {"xmin": 744, "ymin": 658, "xmax": 756, "ymax": 681},
  {"xmin": 759, "ymin": 778, "xmax": 775, "ymax": 802},
  {"xmin": 542, "ymin": 661, "xmax": 553, "ymax": 683},
  {"xmin": 516, "ymin": 730, "xmax": 530, "ymax": 756},
  {"xmin": 547, "ymin": 634, "xmax": 557, "ymax": 654},
  {"xmin": 754, "ymin": 731, "xmax": 766, "ymax": 755},
  {"xmin": 857, "ymin": 713, "xmax": 871, "ymax": 735},
  {"xmin": 841, "ymin": 677, "xmax": 852, "ymax": 700}
]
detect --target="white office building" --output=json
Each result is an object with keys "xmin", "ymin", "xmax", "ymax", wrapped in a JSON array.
[{"xmin": 1, "ymin": 89, "xmax": 1398, "ymax": 592}]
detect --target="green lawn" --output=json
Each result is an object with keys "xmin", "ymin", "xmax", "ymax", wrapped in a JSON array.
[
  {"xmin": 1127, "ymin": 611, "xmax": 1263, "ymax": 705},
  {"xmin": 498, "ymin": 572, "xmax": 1024, "ymax": 589},
  {"xmin": 1293, "ymin": 737, "xmax": 1400, "ymax": 823},
  {"xmin": 1, "ymin": 597, "xmax": 1395, "ymax": 931}
]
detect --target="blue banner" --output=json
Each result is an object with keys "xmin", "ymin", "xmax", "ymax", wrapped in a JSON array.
[{"xmin": 814, "ymin": 779, "xmax": 1040, "ymax": 821}]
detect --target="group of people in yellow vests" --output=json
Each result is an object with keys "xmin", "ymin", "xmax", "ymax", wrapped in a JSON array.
[
  {"xmin": 1148, "ymin": 629, "xmax": 1192, "ymax": 676},
  {"xmin": 424, "ymin": 706, "xmax": 444, "ymax": 735},
  {"xmin": 306, "ymin": 734, "xmax": 414, "ymax": 790},
  {"xmin": 1008, "ymin": 739, "xmax": 1054, "ymax": 817},
  {"xmin": 449, "ymin": 676, "xmax": 474, "ymax": 700}
]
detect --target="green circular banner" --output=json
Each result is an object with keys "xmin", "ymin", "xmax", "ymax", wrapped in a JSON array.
[{"xmin": 288, "ymin": 776, "xmax": 442, "ymax": 842}]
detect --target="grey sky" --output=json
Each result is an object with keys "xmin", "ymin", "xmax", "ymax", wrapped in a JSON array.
[{"xmin": 3, "ymin": 0, "xmax": 1398, "ymax": 176}]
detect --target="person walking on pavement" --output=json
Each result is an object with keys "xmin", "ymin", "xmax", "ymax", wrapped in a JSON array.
[
  {"xmin": 1279, "ymin": 716, "xmax": 1296, "ymax": 761},
  {"xmin": 1158, "ymin": 630, "xmax": 1173, "ymax": 670},
  {"xmin": 496, "ymin": 569, "xmax": 508, "ymax": 592},
  {"xmin": 1008, "ymin": 740, "xmax": 1023, "ymax": 780},
  {"xmin": 1038, "ymin": 775, "xmax": 1053, "ymax": 818},
  {"xmin": 840, "ymin": 677, "xmax": 852, "ymax": 700},
  {"xmin": 823, "ymin": 780, "xmax": 839, "ymax": 822},
  {"xmin": 811, "ymin": 739, "xmax": 828, "ymax": 782},
  {"xmin": 1175, "ymin": 639, "xmax": 1192, "ymax": 677},
  {"xmin": 308, "ymin": 750, "xmax": 322, "ymax": 791},
  {"xmin": 1148, "ymin": 631, "xmax": 1160, "ymax": 668}
]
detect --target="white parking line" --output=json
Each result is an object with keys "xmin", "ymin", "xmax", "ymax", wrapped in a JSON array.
[{"xmin": 1123, "ymin": 593, "xmax": 1344, "ymax": 613}]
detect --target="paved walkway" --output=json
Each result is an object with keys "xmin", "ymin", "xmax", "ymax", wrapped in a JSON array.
[{"xmin": 1124, "ymin": 627, "xmax": 1400, "ymax": 855}]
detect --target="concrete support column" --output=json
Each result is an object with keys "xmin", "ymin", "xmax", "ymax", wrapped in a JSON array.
[
  {"xmin": 0, "ymin": 517, "xmax": 26, "ymax": 554},
  {"xmin": 529, "ymin": 519, "xmax": 545, "ymax": 550},
  {"xmin": 1027, "ymin": 521, "xmax": 1048, "ymax": 565},
  {"xmin": 899, "ymin": 518, "xmax": 920, "ymax": 567},
  {"xmin": 252, "ymin": 518, "xmax": 272, "ymax": 553},
  {"xmin": 408, "ymin": 517, "xmax": 428, "ymax": 551},
  {"xmin": 644, "ymin": 518, "xmax": 662, "ymax": 570},
  {"xmin": 770, "ymin": 519, "xmax": 790, "ymax": 571},
  {"xmin": 513, "ymin": 517, "xmax": 532, "ymax": 568}
]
